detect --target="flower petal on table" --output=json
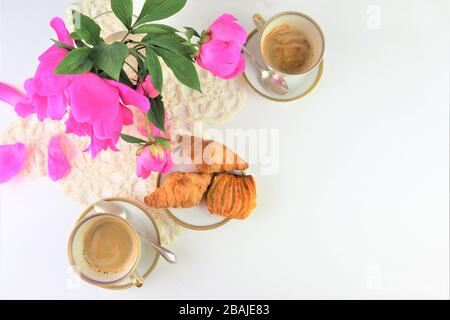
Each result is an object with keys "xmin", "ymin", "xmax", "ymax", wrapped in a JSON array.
[
  {"xmin": 15, "ymin": 101, "xmax": 35, "ymax": 118},
  {"xmin": 0, "ymin": 83, "xmax": 25, "ymax": 106},
  {"xmin": 48, "ymin": 135, "xmax": 71, "ymax": 181},
  {"xmin": 0, "ymin": 143, "xmax": 26, "ymax": 184}
]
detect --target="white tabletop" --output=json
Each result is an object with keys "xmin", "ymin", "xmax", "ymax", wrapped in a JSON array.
[{"xmin": 0, "ymin": 0, "xmax": 448, "ymax": 299}]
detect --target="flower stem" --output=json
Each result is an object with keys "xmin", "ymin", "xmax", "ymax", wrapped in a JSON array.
[
  {"xmin": 124, "ymin": 61, "xmax": 138, "ymax": 76},
  {"xmin": 120, "ymin": 31, "xmax": 132, "ymax": 42},
  {"xmin": 144, "ymin": 118, "xmax": 154, "ymax": 141}
]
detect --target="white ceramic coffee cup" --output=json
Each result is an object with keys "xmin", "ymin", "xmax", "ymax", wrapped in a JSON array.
[
  {"xmin": 253, "ymin": 12, "xmax": 325, "ymax": 76},
  {"xmin": 68, "ymin": 214, "xmax": 144, "ymax": 288}
]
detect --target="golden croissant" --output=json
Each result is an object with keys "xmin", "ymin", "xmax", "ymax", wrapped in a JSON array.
[
  {"xmin": 206, "ymin": 173, "xmax": 257, "ymax": 220},
  {"xmin": 178, "ymin": 135, "xmax": 249, "ymax": 174},
  {"xmin": 145, "ymin": 172, "xmax": 212, "ymax": 208}
]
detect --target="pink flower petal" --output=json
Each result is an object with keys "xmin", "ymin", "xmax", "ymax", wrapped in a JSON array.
[
  {"xmin": 15, "ymin": 101, "xmax": 35, "ymax": 118},
  {"xmin": 68, "ymin": 73, "xmax": 120, "ymax": 122},
  {"xmin": 197, "ymin": 14, "xmax": 247, "ymax": 79},
  {"xmin": 38, "ymin": 46, "xmax": 70, "ymax": 72},
  {"xmin": 220, "ymin": 53, "xmax": 246, "ymax": 79},
  {"xmin": 209, "ymin": 14, "xmax": 247, "ymax": 46},
  {"xmin": 47, "ymin": 93, "xmax": 68, "ymax": 120},
  {"xmin": 0, "ymin": 83, "xmax": 25, "ymax": 106},
  {"xmin": 34, "ymin": 95, "xmax": 49, "ymax": 121},
  {"xmin": 136, "ymin": 145, "xmax": 173, "ymax": 179},
  {"xmin": 121, "ymin": 105, "xmax": 134, "ymax": 126},
  {"xmin": 107, "ymin": 80, "xmax": 151, "ymax": 113},
  {"xmin": 48, "ymin": 135, "xmax": 71, "ymax": 181},
  {"xmin": 161, "ymin": 150, "xmax": 174, "ymax": 173},
  {"xmin": 137, "ymin": 76, "xmax": 160, "ymax": 99},
  {"xmin": 136, "ymin": 148, "xmax": 153, "ymax": 179},
  {"xmin": 65, "ymin": 113, "xmax": 92, "ymax": 137},
  {"xmin": 0, "ymin": 143, "xmax": 26, "ymax": 184},
  {"xmin": 197, "ymin": 40, "xmax": 243, "ymax": 78},
  {"xmin": 85, "ymin": 137, "xmax": 120, "ymax": 159},
  {"xmin": 50, "ymin": 17, "xmax": 74, "ymax": 47},
  {"xmin": 35, "ymin": 48, "xmax": 73, "ymax": 96},
  {"xmin": 92, "ymin": 111, "xmax": 123, "ymax": 140}
]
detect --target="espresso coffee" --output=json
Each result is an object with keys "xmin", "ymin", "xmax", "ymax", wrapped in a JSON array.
[
  {"xmin": 83, "ymin": 216, "xmax": 137, "ymax": 275},
  {"xmin": 70, "ymin": 214, "xmax": 140, "ymax": 284},
  {"xmin": 263, "ymin": 24, "xmax": 312, "ymax": 74}
]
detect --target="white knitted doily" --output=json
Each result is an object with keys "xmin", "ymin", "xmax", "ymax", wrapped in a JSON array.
[{"xmin": 0, "ymin": 0, "xmax": 246, "ymax": 244}]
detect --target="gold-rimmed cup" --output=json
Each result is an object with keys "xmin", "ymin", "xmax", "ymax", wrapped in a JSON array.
[
  {"xmin": 68, "ymin": 213, "xmax": 144, "ymax": 288},
  {"xmin": 253, "ymin": 11, "xmax": 325, "ymax": 77}
]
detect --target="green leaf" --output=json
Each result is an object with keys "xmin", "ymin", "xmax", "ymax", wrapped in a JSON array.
[
  {"xmin": 120, "ymin": 133, "xmax": 148, "ymax": 144},
  {"xmin": 72, "ymin": 11, "xmax": 102, "ymax": 45},
  {"xmin": 111, "ymin": 0, "xmax": 133, "ymax": 30},
  {"xmin": 133, "ymin": 23, "xmax": 178, "ymax": 35},
  {"xmin": 184, "ymin": 27, "xmax": 200, "ymax": 39},
  {"xmin": 145, "ymin": 47, "xmax": 163, "ymax": 92},
  {"xmin": 51, "ymin": 39, "xmax": 75, "ymax": 50},
  {"xmin": 147, "ymin": 33, "xmax": 195, "ymax": 59},
  {"xmin": 135, "ymin": 0, "xmax": 187, "ymax": 26},
  {"xmin": 92, "ymin": 43, "xmax": 129, "ymax": 80},
  {"xmin": 147, "ymin": 96, "xmax": 165, "ymax": 132},
  {"xmin": 69, "ymin": 32, "xmax": 81, "ymax": 40},
  {"xmin": 154, "ymin": 48, "xmax": 201, "ymax": 92},
  {"xmin": 55, "ymin": 47, "xmax": 94, "ymax": 75}
]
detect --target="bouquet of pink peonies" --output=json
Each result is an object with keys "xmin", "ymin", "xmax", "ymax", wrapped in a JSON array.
[{"xmin": 0, "ymin": 0, "xmax": 247, "ymax": 183}]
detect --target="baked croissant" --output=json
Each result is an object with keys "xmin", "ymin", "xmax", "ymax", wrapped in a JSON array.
[
  {"xmin": 178, "ymin": 135, "xmax": 249, "ymax": 174},
  {"xmin": 145, "ymin": 172, "xmax": 212, "ymax": 208},
  {"xmin": 206, "ymin": 173, "xmax": 257, "ymax": 220}
]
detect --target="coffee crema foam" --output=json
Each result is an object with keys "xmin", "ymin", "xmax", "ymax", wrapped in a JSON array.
[
  {"xmin": 71, "ymin": 215, "xmax": 139, "ymax": 283},
  {"xmin": 83, "ymin": 218, "xmax": 136, "ymax": 275},
  {"xmin": 263, "ymin": 24, "xmax": 312, "ymax": 74}
]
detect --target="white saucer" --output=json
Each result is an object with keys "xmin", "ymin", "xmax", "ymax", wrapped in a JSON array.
[
  {"xmin": 76, "ymin": 198, "xmax": 161, "ymax": 290},
  {"xmin": 243, "ymin": 29, "xmax": 324, "ymax": 102},
  {"xmin": 158, "ymin": 151, "xmax": 231, "ymax": 231}
]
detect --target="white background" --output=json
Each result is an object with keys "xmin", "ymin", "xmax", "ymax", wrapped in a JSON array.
[{"xmin": 0, "ymin": 0, "xmax": 448, "ymax": 299}]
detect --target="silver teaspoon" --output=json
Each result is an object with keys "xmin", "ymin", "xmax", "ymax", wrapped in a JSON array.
[
  {"xmin": 242, "ymin": 46, "xmax": 289, "ymax": 96},
  {"xmin": 94, "ymin": 200, "xmax": 177, "ymax": 264}
]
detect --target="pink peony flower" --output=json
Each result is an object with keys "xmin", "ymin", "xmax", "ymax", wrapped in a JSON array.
[
  {"xmin": 196, "ymin": 14, "xmax": 247, "ymax": 79},
  {"xmin": 2, "ymin": 17, "xmax": 150, "ymax": 159},
  {"xmin": 47, "ymin": 135, "xmax": 71, "ymax": 181},
  {"xmin": 15, "ymin": 17, "xmax": 74, "ymax": 121},
  {"xmin": 136, "ymin": 144, "xmax": 173, "ymax": 179},
  {"xmin": 66, "ymin": 73, "xmax": 149, "ymax": 158},
  {"xmin": 0, "ymin": 143, "xmax": 26, "ymax": 184},
  {"xmin": 137, "ymin": 76, "xmax": 160, "ymax": 99}
]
